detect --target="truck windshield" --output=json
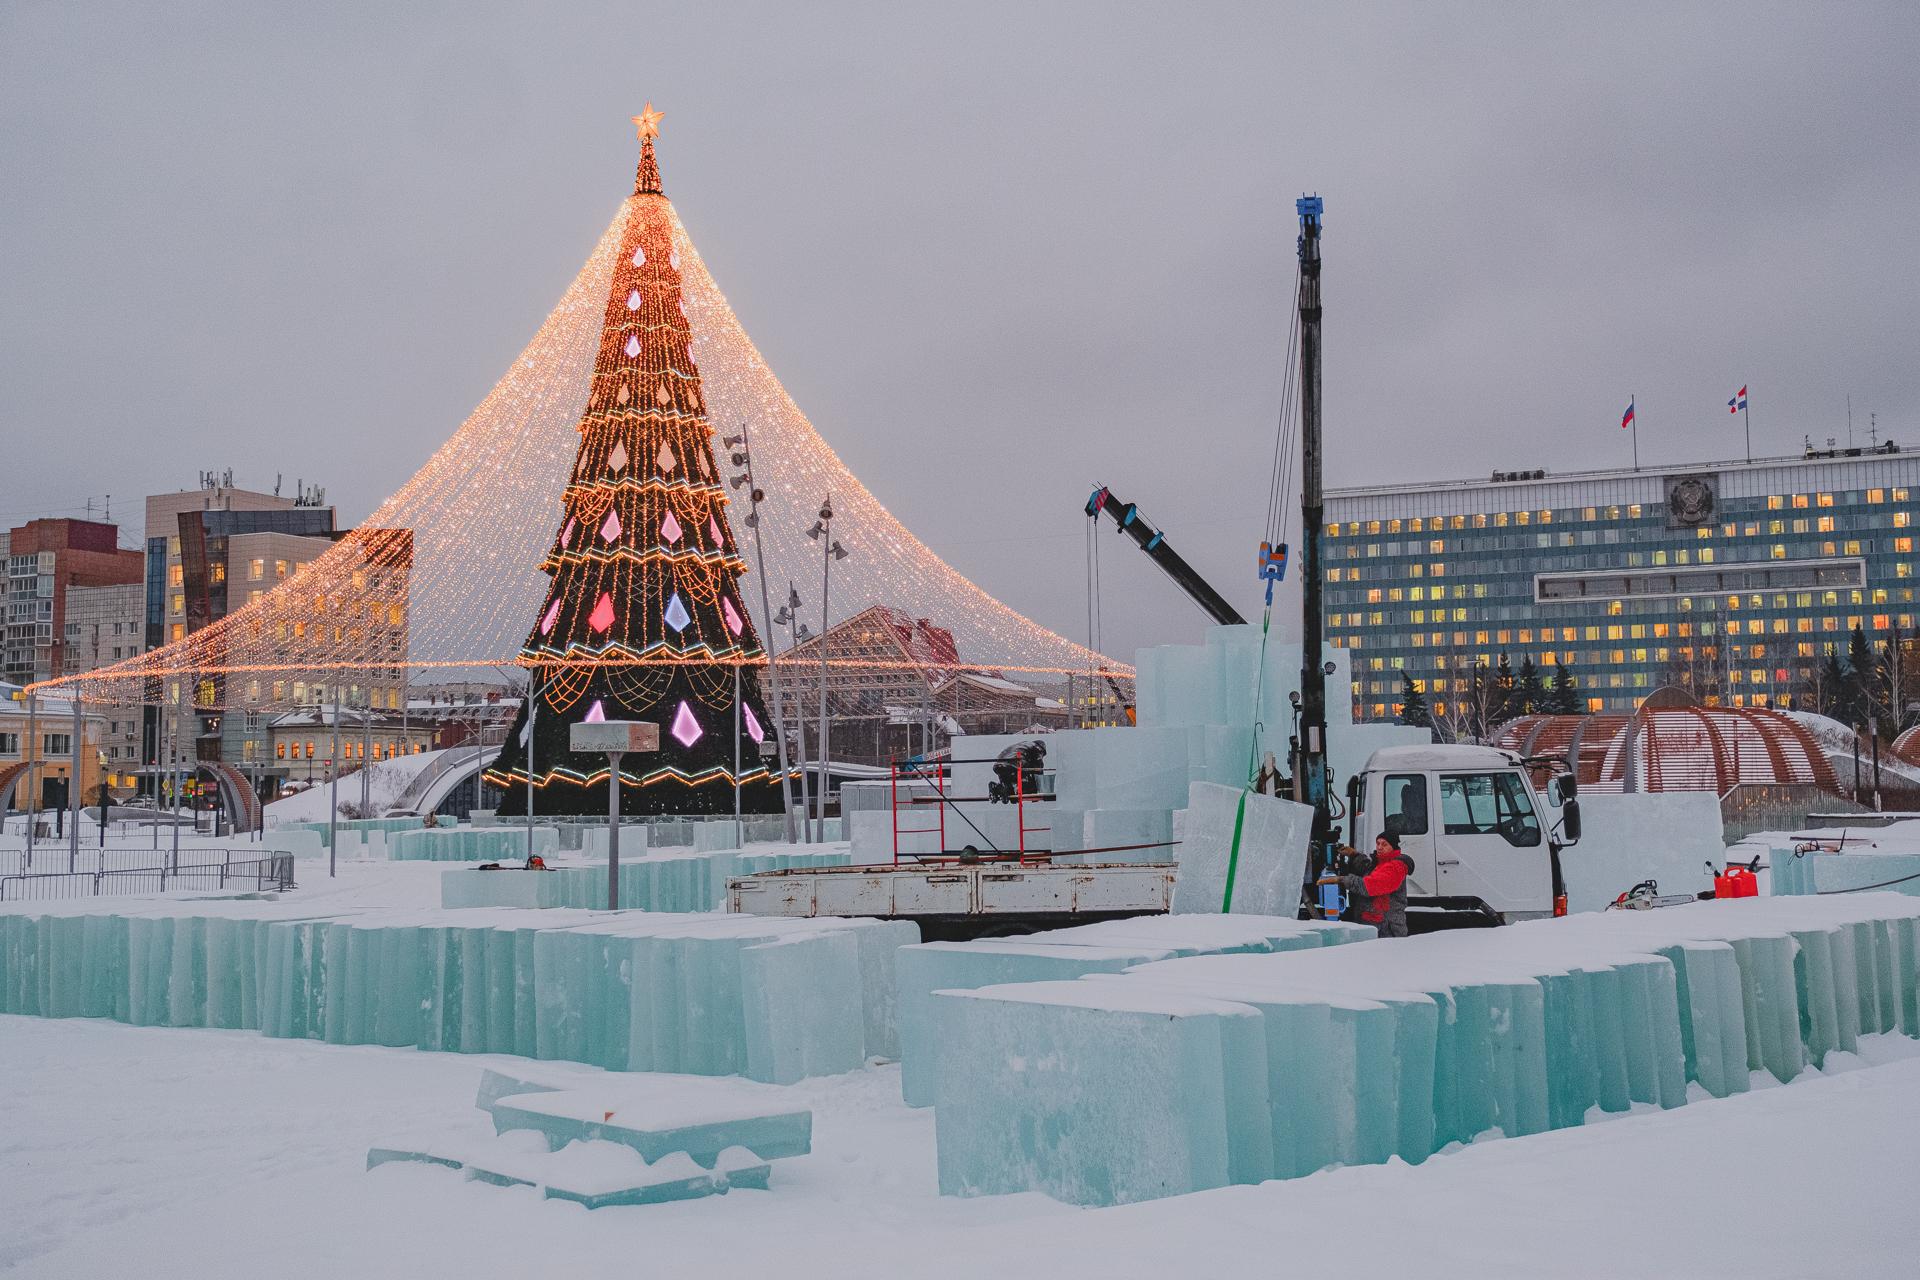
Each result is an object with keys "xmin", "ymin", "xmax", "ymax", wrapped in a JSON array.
[{"xmin": 1439, "ymin": 772, "xmax": 1541, "ymax": 847}]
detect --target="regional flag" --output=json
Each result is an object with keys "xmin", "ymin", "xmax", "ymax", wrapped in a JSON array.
[
  {"xmin": 1728, "ymin": 386, "xmax": 1748, "ymax": 413},
  {"xmin": 1621, "ymin": 399, "xmax": 1636, "ymax": 429}
]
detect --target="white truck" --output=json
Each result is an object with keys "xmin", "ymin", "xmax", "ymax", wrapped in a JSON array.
[
  {"xmin": 1342, "ymin": 744, "xmax": 1581, "ymax": 926},
  {"xmin": 727, "ymin": 742, "xmax": 1580, "ymax": 937}
]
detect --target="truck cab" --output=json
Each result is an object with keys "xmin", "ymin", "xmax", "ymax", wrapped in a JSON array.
[{"xmin": 1347, "ymin": 744, "xmax": 1579, "ymax": 926}]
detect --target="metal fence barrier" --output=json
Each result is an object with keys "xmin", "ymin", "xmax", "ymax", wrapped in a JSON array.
[{"xmin": 0, "ymin": 852, "xmax": 295, "ymax": 901}]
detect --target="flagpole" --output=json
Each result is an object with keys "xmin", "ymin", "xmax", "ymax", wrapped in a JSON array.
[
  {"xmin": 1743, "ymin": 402, "xmax": 1751, "ymax": 462},
  {"xmin": 1632, "ymin": 392, "xmax": 1639, "ymax": 471}
]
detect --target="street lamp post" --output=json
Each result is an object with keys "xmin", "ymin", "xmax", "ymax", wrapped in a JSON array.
[
  {"xmin": 727, "ymin": 425, "xmax": 798, "ymax": 844},
  {"xmin": 807, "ymin": 498, "xmax": 848, "ymax": 839},
  {"xmin": 571, "ymin": 720, "xmax": 659, "ymax": 910},
  {"xmin": 775, "ymin": 584, "xmax": 813, "ymax": 842}
]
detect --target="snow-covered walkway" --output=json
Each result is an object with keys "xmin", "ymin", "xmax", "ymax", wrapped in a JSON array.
[{"xmin": 3, "ymin": 1015, "xmax": 1914, "ymax": 1278}]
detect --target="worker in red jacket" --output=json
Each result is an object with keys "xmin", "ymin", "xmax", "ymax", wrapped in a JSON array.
[{"xmin": 1342, "ymin": 832, "xmax": 1415, "ymax": 938}]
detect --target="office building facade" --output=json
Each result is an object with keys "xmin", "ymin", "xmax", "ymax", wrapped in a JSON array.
[{"xmin": 1323, "ymin": 444, "xmax": 1918, "ymax": 723}]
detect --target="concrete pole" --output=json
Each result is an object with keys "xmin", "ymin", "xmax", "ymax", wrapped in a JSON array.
[
  {"xmin": 170, "ymin": 687, "xmax": 182, "ymax": 869},
  {"xmin": 68, "ymin": 695, "xmax": 81, "ymax": 871},
  {"xmin": 25, "ymin": 693, "xmax": 36, "ymax": 868},
  {"xmin": 606, "ymin": 750, "xmax": 624, "ymax": 910},
  {"xmin": 361, "ymin": 690, "xmax": 372, "ymax": 815},
  {"xmin": 526, "ymin": 672, "xmax": 538, "ymax": 864},
  {"xmin": 739, "ymin": 423, "xmax": 797, "ymax": 844},
  {"xmin": 328, "ymin": 686, "xmax": 341, "ymax": 878},
  {"xmin": 732, "ymin": 663, "xmax": 741, "ymax": 823}
]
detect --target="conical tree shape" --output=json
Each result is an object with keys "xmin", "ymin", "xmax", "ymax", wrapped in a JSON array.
[{"xmin": 488, "ymin": 118, "xmax": 782, "ymax": 815}]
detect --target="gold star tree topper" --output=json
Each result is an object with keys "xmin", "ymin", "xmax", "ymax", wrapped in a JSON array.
[{"xmin": 632, "ymin": 104, "xmax": 664, "ymax": 140}]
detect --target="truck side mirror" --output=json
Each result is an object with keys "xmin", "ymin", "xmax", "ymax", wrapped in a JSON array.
[{"xmin": 1560, "ymin": 798, "xmax": 1581, "ymax": 845}]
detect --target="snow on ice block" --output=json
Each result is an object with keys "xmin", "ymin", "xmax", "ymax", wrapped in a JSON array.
[
  {"xmin": 932, "ymin": 980, "xmax": 1270, "ymax": 1205},
  {"xmin": 486, "ymin": 1078, "xmax": 811, "ymax": 1166},
  {"xmin": 1169, "ymin": 781, "xmax": 1313, "ymax": 915},
  {"xmin": 1772, "ymin": 851, "xmax": 1920, "ymax": 898}
]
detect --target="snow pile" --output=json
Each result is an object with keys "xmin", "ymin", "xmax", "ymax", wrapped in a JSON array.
[
  {"xmin": 0, "ymin": 900, "xmax": 916, "ymax": 1085},
  {"xmin": 265, "ymin": 750, "xmax": 450, "ymax": 824},
  {"xmin": 930, "ymin": 895, "xmax": 1920, "ymax": 1205}
]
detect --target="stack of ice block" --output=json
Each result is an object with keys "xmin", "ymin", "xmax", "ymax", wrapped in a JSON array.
[
  {"xmin": 0, "ymin": 900, "xmax": 916, "ymax": 1086},
  {"xmin": 390, "ymin": 826, "xmax": 565, "ymax": 862},
  {"xmin": 894, "ymin": 914, "xmax": 1371, "ymax": 1106},
  {"xmin": 439, "ymin": 848, "xmax": 856, "ymax": 912},
  {"xmin": 1772, "ymin": 849, "xmax": 1920, "ymax": 898},
  {"xmin": 1167, "ymin": 782, "xmax": 1314, "ymax": 916},
  {"xmin": 930, "ymin": 895, "xmax": 1920, "ymax": 1206},
  {"xmin": 368, "ymin": 1065, "xmax": 809, "ymax": 1208}
]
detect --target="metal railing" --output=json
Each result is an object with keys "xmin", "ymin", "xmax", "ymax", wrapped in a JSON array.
[{"xmin": 0, "ymin": 852, "xmax": 295, "ymax": 901}]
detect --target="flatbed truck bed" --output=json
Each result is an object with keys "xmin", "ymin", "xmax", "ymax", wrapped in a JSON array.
[{"xmin": 728, "ymin": 861, "xmax": 1175, "ymax": 941}]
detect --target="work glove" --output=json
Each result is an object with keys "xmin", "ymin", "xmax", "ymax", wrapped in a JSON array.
[{"xmin": 1338, "ymin": 875, "xmax": 1365, "ymax": 894}]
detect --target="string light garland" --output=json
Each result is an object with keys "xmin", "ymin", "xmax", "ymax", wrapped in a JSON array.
[{"xmin": 34, "ymin": 112, "xmax": 1134, "ymax": 773}]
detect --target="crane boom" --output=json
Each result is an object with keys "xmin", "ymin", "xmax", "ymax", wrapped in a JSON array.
[{"xmin": 1085, "ymin": 486, "xmax": 1247, "ymax": 627}]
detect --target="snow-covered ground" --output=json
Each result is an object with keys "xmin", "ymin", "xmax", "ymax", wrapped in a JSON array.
[{"xmin": 4, "ymin": 1015, "xmax": 1916, "ymax": 1278}]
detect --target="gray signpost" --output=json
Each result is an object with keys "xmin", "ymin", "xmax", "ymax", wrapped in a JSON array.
[{"xmin": 569, "ymin": 720, "xmax": 659, "ymax": 910}]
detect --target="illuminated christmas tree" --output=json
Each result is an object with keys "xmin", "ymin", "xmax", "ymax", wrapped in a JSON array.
[{"xmin": 489, "ymin": 107, "xmax": 782, "ymax": 815}]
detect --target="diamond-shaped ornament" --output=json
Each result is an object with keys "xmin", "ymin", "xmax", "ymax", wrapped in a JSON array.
[
  {"xmin": 722, "ymin": 596, "xmax": 743, "ymax": 636},
  {"xmin": 600, "ymin": 508, "xmax": 622, "ymax": 542},
  {"xmin": 626, "ymin": 289, "xmax": 642, "ymax": 311},
  {"xmin": 631, "ymin": 246, "xmax": 645, "ymax": 267},
  {"xmin": 677, "ymin": 298, "xmax": 687, "ymax": 319},
  {"xmin": 561, "ymin": 517, "xmax": 576, "ymax": 544},
  {"xmin": 624, "ymin": 334, "xmax": 641, "ymax": 358},
  {"xmin": 539, "ymin": 598, "xmax": 561, "ymax": 635},
  {"xmin": 588, "ymin": 592, "xmax": 615, "ymax": 634},
  {"xmin": 607, "ymin": 440, "xmax": 629, "ymax": 472},
  {"xmin": 584, "ymin": 699, "xmax": 606, "ymax": 723},
  {"xmin": 663, "ymin": 590, "xmax": 691, "ymax": 633},
  {"xmin": 660, "ymin": 510, "xmax": 682, "ymax": 544},
  {"xmin": 742, "ymin": 703, "xmax": 765, "ymax": 743},
  {"xmin": 708, "ymin": 516, "xmax": 723, "ymax": 545},
  {"xmin": 670, "ymin": 249, "xmax": 680, "ymax": 270},
  {"xmin": 670, "ymin": 700, "xmax": 702, "ymax": 747},
  {"xmin": 656, "ymin": 441, "xmax": 676, "ymax": 473},
  {"xmin": 616, "ymin": 383, "xmax": 630, "ymax": 406},
  {"xmin": 655, "ymin": 382, "xmax": 672, "ymax": 407}
]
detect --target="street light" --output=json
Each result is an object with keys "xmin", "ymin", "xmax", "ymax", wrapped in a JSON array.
[
  {"xmin": 806, "ymin": 497, "xmax": 849, "ymax": 840},
  {"xmin": 730, "ymin": 424, "xmax": 798, "ymax": 843}
]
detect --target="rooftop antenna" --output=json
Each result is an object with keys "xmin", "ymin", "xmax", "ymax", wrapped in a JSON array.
[
  {"xmin": 274, "ymin": 473, "xmax": 283, "ymax": 497},
  {"xmin": 1869, "ymin": 413, "xmax": 1878, "ymax": 448}
]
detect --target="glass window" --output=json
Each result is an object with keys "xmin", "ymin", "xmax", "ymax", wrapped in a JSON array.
[
  {"xmin": 1383, "ymin": 774, "xmax": 1430, "ymax": 837},
  {"xmin": 1439, "ymin": 773, "xmax": 1541, "ymax": 847}
]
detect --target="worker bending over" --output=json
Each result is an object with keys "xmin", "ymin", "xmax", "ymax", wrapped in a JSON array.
[{"xmin": 1342, "ymin": 832, "xmax": 1415, "ymax": 938}]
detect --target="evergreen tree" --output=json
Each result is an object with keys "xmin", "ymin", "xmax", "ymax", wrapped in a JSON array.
[
  {"xmin": 1514, "ymin": 656, "xmax": 1546, "ymax": 717},
  {"xmin": 1817, "ymin": 651, "xmax": 1850, "ymax": 720},
  {"xmin": 488, "ymin": 114, "xmax": 780, "ymax": 816},
  {"xmin": 1547, "ymin": 660, "xmax": 1582, "ymax": 715},
  {"xmin": 1396, "ymin": 672, "xmax": 1431, "ymax": 729},
  {"xmin": 1492, "ymin": 652, "xmax": 1517, "ymax": 724},
  {"xmin": 1844, "ymin": 625, "xmax": 1874, "ymax": 726}
]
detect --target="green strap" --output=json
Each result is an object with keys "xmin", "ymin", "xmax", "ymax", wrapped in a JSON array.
[
  {"xmin": 1222, "ymin": 789, "xmax": 1250, "ymax": 913},
  {"xmin": 1245, "ymin": 607, "xmax": 1272, "ymax": 783}
]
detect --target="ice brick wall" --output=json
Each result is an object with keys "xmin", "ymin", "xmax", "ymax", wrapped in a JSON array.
[
  {"xmin": 0, "ymin": 901, "xmax": 915, "ymax": 1086},
  {"xmin": 929, "ymin": 895, "xmax": 1920, "ymax": 1205}
]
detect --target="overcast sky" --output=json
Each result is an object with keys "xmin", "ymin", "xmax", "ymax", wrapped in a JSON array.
[{"xmin": 3, "ymin": 2, "xmax": 1915, "ymax": 658}]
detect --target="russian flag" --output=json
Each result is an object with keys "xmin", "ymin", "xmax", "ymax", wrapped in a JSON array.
[
  {"xmin": 1728, "ymin": 386, "xmax": 1748, "ymax": 413},
  {"xmin": 1621, "ymin": 399, "xmax": 1635, "ymax": 430}
]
